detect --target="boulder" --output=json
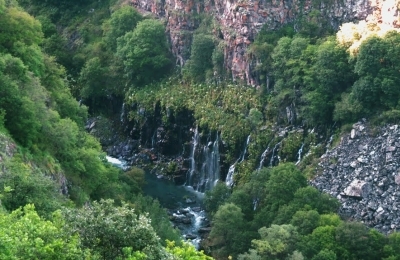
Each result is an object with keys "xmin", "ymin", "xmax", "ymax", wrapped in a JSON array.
[
  {"xmin": 351, "ymin": 129, "xmax": 357, "ymax": 139},
  {"xmin": 343, "ymin": 179, "xmax": 370, "ymax": 198},
  {"xmin": 395, "ymin": 174, "xmax": 400, "ymax": 185}
]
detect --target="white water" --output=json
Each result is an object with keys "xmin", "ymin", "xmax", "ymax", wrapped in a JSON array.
[
  {"xmin": 186, "ymin": 128, "xmax": 220, "ymax": 192},
  {"xmin": 225, "ymin": 163, "xmax": 236, "ymax": 187},
  {"xmin": 295, "ymin": 143, "xmax": 304, "ymax": 165},
  {"xmin": 225, "ymin": 135, "xmax": 251, "ymax": 187},
  {"xmin": 258, "ymin": 146, "xmax": 270, "ymax": 171},
  {"xmin": 269, "ymin": 142, "xmax": 281, "ymax": 167},
  {"xmin": 239, "ymin": 135, "xmax": 251, "ymax": 163},
  {"xmin": 120, "ymin": 103, "xmax": 126, "ymax": 123},
  {"xmin": 106, "ymin": 156, "xmax": 128, "ymax": 170},
  {"xmin": 182, "ymin": 207, "xmax": 205, "ymax": 249}
]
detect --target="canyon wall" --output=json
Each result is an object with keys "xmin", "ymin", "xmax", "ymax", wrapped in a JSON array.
[{"xmin": 131, "ymin": 0, "xmax": 400, "ymax": 86}]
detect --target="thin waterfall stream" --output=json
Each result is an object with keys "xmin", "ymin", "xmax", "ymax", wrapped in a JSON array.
[{"xmin": 225, "ymin": 135, "xmax": 251, "ymax": 187}]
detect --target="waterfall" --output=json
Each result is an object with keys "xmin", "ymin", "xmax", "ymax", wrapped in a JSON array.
[
  {"xmin": 151, "ymin": 129, "xmax": 157, "ymax": 149},
  {"xmin": 120, "ymin": 103, "xmax": 126, "ymax": 123},
  {"xmin": 199, "ymin": 132, "xmax": 220, "ymax": 191},
  {"xmin": 225, "ymin": 164, "xmax": 236, "ymax": 187},
  {"xmin": 258, "ymin": 146, "xmax": 270, "ymax": 171},
  {"xmin": 269, "ymin": 142, "xmax": 281, "ymax": 167},
  {"xmin": 253, "ymin": 198, "xmax": 259, "ymax": 211},
  {"xmin": 326, "ymin": 135, "xmax": 334, "ymax": 150},
  {"xmin": 239, "ymin": 135, "xmax": 251, "ymax": 163},
  {"xmin": 225, "ymin": 135, "xmax": 251, "ymax": 187},
  {"xmin": 186, "ymin": 128, "xmax": 220, "ymax": 192},
  {"xmin": 295, "ymin": 143, "xmax": 304, "ymax": 165},
  {"xmin": 186, "ymin": 127, "xmax": 200, "ymax": 188}
]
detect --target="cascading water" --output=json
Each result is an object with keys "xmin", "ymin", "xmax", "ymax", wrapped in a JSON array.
[
  {"xmin": 258, "ymin": 145, "xmax": 270, "ymax": 171},
  {"xmin": 225, "ymin": 164, "xmax": 236, "ymax": 187},
  {"xmin": 186, "ymin": 128, "xmax": 220, "ymax": 192},
  {"xmin": 187, "ymin": 127, "xmax": 200, "ymax": 188},
  {"xmin": 326, "ymin": 135, "xmax": 334, "ymax": 150},
  {"xmin": 151, "ymin": 129, "xmax": 157, "ymax": 149},
  {"xmin": 225, "ymin": 135, "xmax": 251, "ymax": 187},
  {"xmin": 269, "ymin": 142, "xmax": 281, "ymax": 167},
  {"xmin": 106, "ymin": 156, "xmax": 128, "ymax": 170},
  {"xmin": 295, "ymin": 143, "xmax": 304, "ymax": 165},
  {"xmin": 120, "ymin": 103, "xmax": 126, "ymax": 123},
  {"xmin": 240, "ymin": 135, "xmax": 251, "ymax": 163}
]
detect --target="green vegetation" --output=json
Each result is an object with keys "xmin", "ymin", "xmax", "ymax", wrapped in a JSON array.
[
  {"xmin": 0, "ymin": 1, "xmax": 185, "ymax": 259},
  {"xmin": 3, "ymin": 0, "xmax": 400, "ymax": 258}
]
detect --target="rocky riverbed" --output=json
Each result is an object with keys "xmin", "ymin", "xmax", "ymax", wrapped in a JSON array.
[{"xmin": 312, "ymin": 120, "xmax": 400, "ymax": 233}]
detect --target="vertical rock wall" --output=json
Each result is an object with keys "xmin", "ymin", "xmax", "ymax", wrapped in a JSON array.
[{"xmin": 131, "ymin": 0, "xmax": 399, "ymax": 86}]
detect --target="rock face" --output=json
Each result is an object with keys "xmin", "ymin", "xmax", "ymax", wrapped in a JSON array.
[
  {"xmin": 312, "ymin": 121, "xmax": 400, "ymax": 232},
  {"xmin": 131, "ymin": 0, "xmax": 400, "ymax": 86}
]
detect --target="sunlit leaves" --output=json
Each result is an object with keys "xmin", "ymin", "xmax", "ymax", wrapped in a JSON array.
[
  {"xmin": 0, "ymin": 205, "xmax": 87, "ymax": 259},
  {"xmin": 0, "ymin": 7, "xmax": 43, "ymax": 51}
]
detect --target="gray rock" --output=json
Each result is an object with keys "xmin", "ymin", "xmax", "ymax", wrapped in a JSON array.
[
  {"xmin": 395, "ymin": 174, "xmax": 400, "ymax": 185},
  {"xmin": 351, "ymin": 129, "xmax": 357, "ymax": 139},
  {"xmin": 343, "ymin": 179, "xmax": 370, "ymax": 198},
  {"xmin": 386, "ymin": 146, "xmax": 396, "ymax": 152}
]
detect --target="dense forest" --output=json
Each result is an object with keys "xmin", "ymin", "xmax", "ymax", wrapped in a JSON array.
[{"xmin": 2, "ymin": 0, "xmax": 400, "ymax": 259}]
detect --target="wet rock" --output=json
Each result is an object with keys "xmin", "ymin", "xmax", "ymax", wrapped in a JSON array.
[
  {"xmin": 185, "ymin": 233, "xmax": 197, "ymax": 240},
  {"xmin": 185, "ymin": 198, "xmax": 196, "ymax": 204},
  {"xmin": 198, "ymin": 227, "xmax": 212, "ymax": 233}
]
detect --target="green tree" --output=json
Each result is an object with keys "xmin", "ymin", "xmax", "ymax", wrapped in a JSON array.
[
  {"xmin": 240, "ymin": 224, "xmax": 300, "ymax": 260},
  {"xmin": 63, "ymin": 199, "xmax": 170, "ymax": 259},
  {"xmin": 185, "ymin": 34, "xmax": 215, "ymax": 82},
  {"xmin": 266, "ymin": 163, "xmax": 307, "ymax": 208},
  {"xmin": 384, "ymin": 232, "xmax": 400, "ymax": 259},
  {"xmin": 311, "ymin": 249, "xmax": 337, "ymax": 260},
  {"xmin": 351, "ymin": 32, "xmax": 400, "ymax": 112},
  {"xmin": 204, "ymin": 182, "xmax": 231, "ymax": 217},
  {"xmin": 131, "ymin": 194, "xmax": 181, "ymax": 246},
  {"xmin": 302, "ymin": 38, "xmax": 354, "ymax": 125},
  {"xmin": 335, "ymin": 222, "xmax": 385, "ymax": 260},
  {"xmin": 117, "ymin": 19, "xmax": 171, "ymax": 87},
  {"xmin": 0, "ymin": 205, "xmax": 88, "ymax": 259},
  {"xmin": 166, "ymin": 240, "xmax": 213, "ymax": 260},
  {"xmin": 209, "ymin": 203, "xmax": 248, "ymax": 258},
  {"xmin": 0, "ymin": 6, "xmax": 43, "ymax": 52},
  {"xmin": 102, "ymin": 6, "xmax": 142, "ymax": 51},
  {"xmin": 290, "ymin": 210, "xmax": 320, "ymax": 235},
  {"xmin": 299, "ymin": 225, "xmax": 338, "ymax": 259}
]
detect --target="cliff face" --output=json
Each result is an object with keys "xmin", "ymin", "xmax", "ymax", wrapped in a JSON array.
[{"xmin": 131, "ymin": 0, "xmax": 399, "ymax": 86}]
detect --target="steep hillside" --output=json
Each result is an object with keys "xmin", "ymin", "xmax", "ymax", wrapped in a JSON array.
[
  {"xmin": 132, "ymin": 0, "xmax": 400, "ymax": 85},
  {"xmin": 314, "ymin": 121, "xmax": 400, "ymax": 233}
]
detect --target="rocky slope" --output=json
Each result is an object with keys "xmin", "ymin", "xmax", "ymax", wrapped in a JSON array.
[
  {"xmin": 313, "ymin": 120, "xmax": 400, "ymax": 233},
  {"xmin": 131, "ymin": 0, "xmax": 400, "ymax": 86}
]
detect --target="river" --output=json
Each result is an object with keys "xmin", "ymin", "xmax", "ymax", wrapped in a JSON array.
[{"xmin": 107, "ymin": 156, "xmax": 208, "ymax": 248}]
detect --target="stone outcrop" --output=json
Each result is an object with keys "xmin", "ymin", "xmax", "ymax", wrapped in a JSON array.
[
  {"xmin": 131, "ymin": 0, "xmax": 400, "ymax": 86},
  {"xmin": 312, "ymin": 121, "xmax": 400, "ymax": 232}
]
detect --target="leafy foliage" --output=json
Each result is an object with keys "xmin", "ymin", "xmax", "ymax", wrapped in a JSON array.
[
  {"xmin": 0, "ymin": 205, "xmax": 89, "ymax": 259},
  {"xmin": 102, "ymin": 6, "xmax": 142, "ymax": 51},
  {"xmin": 63, "ymin": 199, "xmax": 171, "ymax": 259},
  {"xmin": 117, "ymin": 19, "xmax": 172, "ymax": 87}
]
